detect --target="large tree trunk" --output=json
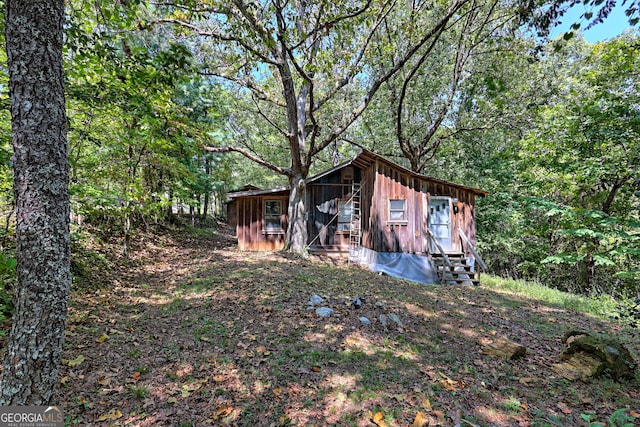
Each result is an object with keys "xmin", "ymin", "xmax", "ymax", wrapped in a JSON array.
[
  {"xmin": 286, "ymin": 174, "xmax": 308, "ymax": 253},
  {"xmin": 0, "ymin": 0, "xmax": 71, "ymax": 405}
]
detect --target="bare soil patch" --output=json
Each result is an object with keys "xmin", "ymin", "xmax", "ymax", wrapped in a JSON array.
[{"xmin": 52, "ymin": 226, "xmax": 639, "ymax": 426}]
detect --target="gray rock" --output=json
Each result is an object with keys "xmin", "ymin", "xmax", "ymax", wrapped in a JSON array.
[
  {"xmin": 388, "ymin": 313, "xmax": 403, "ymax": 327},
  {"xmin": 379, "ymin": 314, "xmax": 388, "ymax": 327},
  {"xmin": 359, "ymin": 317, "xmax": 371, "ymax": 325},
  {"xmin": 375, "ymin": 301, "xmax": 385, "ymax": 308},
  {"xmin": 315, "ymin": 307, "xmax": 334, "ymax": 318},
  {"xmin": 308, "ymin": 294, "xmax": 325, "ymax": 306},
  {"xmin": 351, "ymin": 297, "xmax": 364, "ymax": 309}
]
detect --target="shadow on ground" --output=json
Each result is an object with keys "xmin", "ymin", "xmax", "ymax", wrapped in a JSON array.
[{"xmin": 56, "ymin": 226, "xmax": 640, "ymax": 426}]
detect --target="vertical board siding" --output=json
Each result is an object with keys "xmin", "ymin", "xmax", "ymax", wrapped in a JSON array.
[
  {"xmin": 361, "ymin": 163, "xmax": 375, "ymax": 249},
  {"xmin": 236, "ymin": 196, "xmax": 287, "ymax": 251},
  {"xmin": 366, "ymin": 161, "xmax": 478, "ymax": 255},
  {"xmin": 233, "ymin": 157, "xmax": 481, "ymax": 256}
]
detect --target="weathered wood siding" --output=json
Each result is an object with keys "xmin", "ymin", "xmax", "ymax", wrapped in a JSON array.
[
  {"xmin": 360, "ymin": 163, "xmax": 375, "ymax": 250},
  {"xmin": 364, "ymin": 160, "xmax": 477, "ymax": 255},
  {"xmin": 366, "ymin": 160, "xmax": 422, "ymax": 253},
  {"xmin": 420, "ymin": 178, "xmax": 477, "ymax": 255},
  {"xmin": 232, "ymin": 151, "xmax": 482, "ymax": 255},
  {"xmin": 226, "ymin": 200, "xmax": 237, "ymax": 228},
  {"xmin": 236, "ymin": 196, "xmax": 288, "ymax": 251}
]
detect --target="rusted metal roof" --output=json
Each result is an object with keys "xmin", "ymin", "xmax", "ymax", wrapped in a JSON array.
[{"xmin": 226, "ymin": 186, "xmax": 289, "ymax": 198}]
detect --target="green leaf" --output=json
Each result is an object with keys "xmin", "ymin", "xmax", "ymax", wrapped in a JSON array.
[{"xmin": 592, "ymin": 255, "xmax": 615, "ymax": 266}]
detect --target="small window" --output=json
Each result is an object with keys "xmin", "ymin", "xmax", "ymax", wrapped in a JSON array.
[
  {"xmin": 337, "ymin": 200, "xmax": 352, "ymax": 232},
  {"xmin": 389, "ymin": 199, "xmax": 406, "ymax": 221},
  {"xmin": 264, "ymin": 200, "xmax": 282, "ymax": 232}
]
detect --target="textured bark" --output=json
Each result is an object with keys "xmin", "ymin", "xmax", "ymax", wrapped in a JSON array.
[
  {"xmin": 285, "ymin": 175, "xmax": 308, "ymax": 253},
  {"xmin": 0, "ymin": 0, "xmax": 70, "ymax": 405}
]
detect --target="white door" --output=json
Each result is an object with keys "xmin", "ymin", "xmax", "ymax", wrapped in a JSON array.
[{"xmin": 428, "ymin": 197, "xmax": 452, "ymax": 252}]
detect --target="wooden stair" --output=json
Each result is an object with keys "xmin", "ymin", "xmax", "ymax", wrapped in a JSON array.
[{"xmin": 431, "ymin": 252, "xmax": 480, "ymax": 285}]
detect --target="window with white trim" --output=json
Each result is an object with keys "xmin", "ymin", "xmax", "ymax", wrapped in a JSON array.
[
  {"xmin": 264, "ymin": 200, "xmax": 283, "ymax": 232},
  {"xmin": 389, "ymin": 199, "xmax": 407, "ymax": 221}
]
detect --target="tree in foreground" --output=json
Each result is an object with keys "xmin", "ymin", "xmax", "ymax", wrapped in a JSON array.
[{"xmin": 0, "ymin": 0, "xmax": 71, "ymax": 405}]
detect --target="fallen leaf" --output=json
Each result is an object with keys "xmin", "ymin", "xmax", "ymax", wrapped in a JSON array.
[
  {"xmin": 370, "ymin": 411, "xmax": 387, "ymax": 427},
  {"xmin": 68, "ymin": 355, "xmax": 85, "ymax": 367},
  {"xmin": 212, "ymin": 405, "xmax": 233, "ymax": 420},
  {"xmin": 438, "ymin": 373, "xmax": 460, "ymax": 391},
  {"xmin": 97, "ymin": 376, "xmax": 111, "ymax": 386},
  {"xmin": 95, "ymin": 333, "xmax": 109, "ymax": 343},
  {"xmin": 167, "ymin": 397, "xmax": 178, "ymax": 404},
  {"xmin": 132, "ymin": 371, "xmax": 141, "ymax": 381},
  {"xmin": 213, "ymin": 375, "xmax": 226, "ymax": 382},
  {"xmin": 279, "ymin": 414, "xmax": 292, "ymax": 425},
  {"xmin": 391, "ymin": 393, "xmax": 406, "ymax": 402},
  {"xmin": 97, "ymin": 409, "xmax": 122, "ymax": 421},
  {"xmin": 273, "ymin": 386, "xmax": 283, "ymax": 396},
  {"xmin": 311, "ymin": 365, "xmax": 322, "ymax": 372},
  {"xmin": 421, "ymin": 398, "xmax": 432, "ymax": 411},
  {"xmin": 630, "ymin": 410, "xmax": 639, "ymax": 418},
  {"xmin": 557, "ymin": 402, "xmax": 572, "ymax": 414},
  {"xmin": 411, "ymin": 411, "xmax": 429, "ymax": 427},
  {"xmin": 433, "ymin": 410, "xmax": 446, "ymax": 421},
  {"xmin": 59, "ymin": 376, "xmax": 69, "ymax": 385}
]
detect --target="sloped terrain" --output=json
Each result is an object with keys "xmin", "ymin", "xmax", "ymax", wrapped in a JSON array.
[{"xmin": 54, "ymin": 225, "xmax": 639, "ymax": 426}]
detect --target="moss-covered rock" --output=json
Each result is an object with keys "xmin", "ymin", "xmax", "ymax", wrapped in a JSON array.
[{"xmin": 559, "ymin": 330, "xmax": 637, "ymax": 380}]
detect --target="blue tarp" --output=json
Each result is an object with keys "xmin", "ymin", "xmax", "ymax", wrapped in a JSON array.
[{"xmin": 355, "ymin": 247, "xmax": 440, "ymax": 284}]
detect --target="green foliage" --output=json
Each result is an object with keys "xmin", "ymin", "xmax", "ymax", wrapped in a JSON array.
[
  {"xmin": 61, "ymin": 0, "xmax": 240, "ymax": 237},
  {"xmin": 483, "ymin": 275, "xmax": 620, "ymax": 319},
  {"xmin": 581, "ymin": 408, "xmax": 638, "ymax": 427},
  {"xmin": 0, "ymin": 1, "xmax": 636, "ymax": 299},
  {"xmin": 0, "ymin": 252, "xmax": 16, "ymax": 327},
  {"xmin": 437, "ymin": 33, "xmax": 640, "ymax": 297},
  {"xmin": 509, "ymin": 35, "xmax": 640, "ymax": 295},
  {"xmin": 524, "ymin": 198, "xmax": 640, "ymax": 293},
  {"xmin": 0, "ymin": 19, "xmax": 13, "ymax": 211}
]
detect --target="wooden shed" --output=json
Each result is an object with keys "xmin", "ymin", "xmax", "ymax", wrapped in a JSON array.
[
  {"xmin": 226, "ymin": 185, "xmax": 261, "ymax": 228},
  {"xmin": 227, "ymin": 150, "xmax": 488, "ymax": 283}
]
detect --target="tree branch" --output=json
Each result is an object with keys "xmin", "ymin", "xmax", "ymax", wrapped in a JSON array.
[
  {"xmin": 204, "ymin": 145, "xmax": 291, "ymax": 176},
  {"xmin": 198, "ymin": 69, "xmax": 286, "ymax": 107},
  {"xmin": 289, "ymin": 0, "xmax": 374, "ymax": 51},
  {"xmin": 314, "ymin": 0, "xmax": 397, "ymax": 111},
  {"xmin": 310, "ymin": 0, "xmax": 470, "ymax": 158},
  {"xmin": 154, "ymin": 17, "xmax": 279, "ymax": 65}
]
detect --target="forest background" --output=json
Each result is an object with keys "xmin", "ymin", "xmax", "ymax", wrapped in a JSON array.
[{"xmin": 0, "ymin": 0, "xmax": 638, "ymax": 318}]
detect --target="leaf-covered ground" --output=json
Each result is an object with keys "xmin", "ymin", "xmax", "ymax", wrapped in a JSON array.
[{"xmin": 51, "ymin": 226, "xmax": 639, "ymax": 425}]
